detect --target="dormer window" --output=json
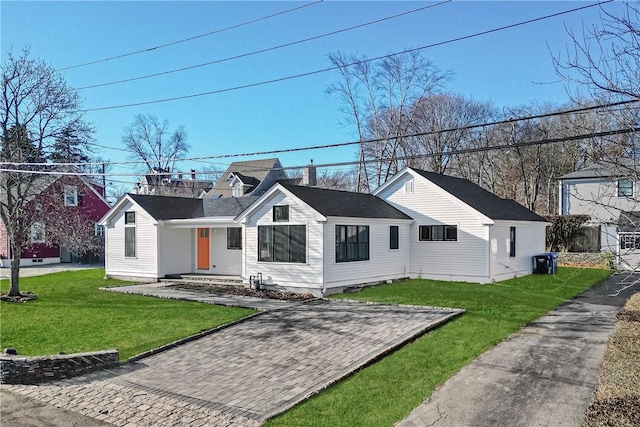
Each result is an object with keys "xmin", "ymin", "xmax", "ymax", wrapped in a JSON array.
[
  {"xmin": 232, "ymin": 182, "xmax": 243, "ymax": 197},
  {"xmin": 618, "ymin": 178, "xmax": 634, "ymax": 197},
  {"xmin": 64, "ymin": 185, "xmax": 78, "ymax": 206}
]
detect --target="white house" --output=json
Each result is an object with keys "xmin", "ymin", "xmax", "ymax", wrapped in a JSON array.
[
  {"xmin": 374, "ymin": 168, "xmax": 548, "ymax": 283},
  {"xmin": 236, "ymin": 183, "xmax": 413, "ymax": 296},
  {"xmin": 100, "ymin": 167, "xmax": 548, "ymax": 295},
  {"xmin": 559, "ymin": 158, "xmax": 640, "ymax": 269},
  {"xmin": 100, "ymin": 194, "xmax": 257, "ymax": 281}
]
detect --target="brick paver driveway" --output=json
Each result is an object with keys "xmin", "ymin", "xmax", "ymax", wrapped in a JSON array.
[{"xmin": 5, "ymin": 300, "xmax": 462, "ymax": 426}]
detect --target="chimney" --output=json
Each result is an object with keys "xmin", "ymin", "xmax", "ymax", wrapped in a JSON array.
[
  {"xmin": 191, "ymin": 169, "xmax": 196, "ymax": 180},
  {"xmin": 302, "ymin": 160, "xmax": 316, "ymax": 187}
]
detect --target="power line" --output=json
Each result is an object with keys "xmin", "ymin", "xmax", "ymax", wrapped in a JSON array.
[
  {"xmin": 83, "ymin": 1, "xmax": 611, "ymax": 112},
  {"xmin": 57, "ymin": 1, "xmax": 324, "ymax": 71},
  {"xmin": 77, "ymin": 1, "xmax": 451, "ymax": 90},
  {"xmin": 14, "ymin": 98, "xmax": 635, "ymax": 168},
  {"xmin": 3, "ymin": 126, "xmax": 638, "ymax": 177}
]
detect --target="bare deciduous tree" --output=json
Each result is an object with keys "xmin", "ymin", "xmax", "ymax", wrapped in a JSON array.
[
  {"xmin": 122, "ymin": 113, "xmax": 189, "ymax": 175},
  {"xmin": 327, "ymin": 51, "xmax": 450, "ymax": 191},
  {"xmin": 1, "ymin": 48, "xmax": 91, "ymax": 297}
]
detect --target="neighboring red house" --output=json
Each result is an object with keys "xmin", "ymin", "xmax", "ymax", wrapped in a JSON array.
[{"xmin": 0, "ymin": 175, "xmax": 110, "ymax": 267}]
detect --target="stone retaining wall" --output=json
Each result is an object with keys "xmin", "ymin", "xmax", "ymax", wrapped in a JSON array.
[
  {"xmin": 556, "ymin": 252, "xmax": 612, "ymax": 269},
  {"xmin": 0, "ymin": 349, "xmax": 118, "ymax": 384}
]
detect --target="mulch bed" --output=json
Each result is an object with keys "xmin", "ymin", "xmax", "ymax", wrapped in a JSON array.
[
  {"xmin": 583, "ymin": 396, "xmax": 640, "ymax": 427},
  {"xmin": 616, "ymin": 309, "xmax": 640, "ymax": 322},
  {"xmin": 0, "ymin": 292, "xmax": 38, "ymax": 303},
  {"xmin": 168, "ymin": 283, "xmax": 314, "ymax": 301}
]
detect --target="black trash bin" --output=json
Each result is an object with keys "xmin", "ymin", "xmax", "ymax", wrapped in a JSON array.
[{"xmin": 533, "ymin": 252, "xmax": 558, "ymax": 274}]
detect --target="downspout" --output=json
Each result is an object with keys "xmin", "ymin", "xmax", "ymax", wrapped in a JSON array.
[{"xmin": 320, "ymin": 220, "xmax": 326, "ymax": 297}]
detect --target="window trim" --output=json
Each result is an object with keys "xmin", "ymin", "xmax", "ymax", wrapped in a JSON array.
[
  {"xmin": 258, "ymin": 224, "xmax": 306, "ymax": 263},
  {"xmin": 389, "ymin": 225, "xmax": 399, "ymax": 250},
  {"xmin": 227, "ymin": 227, "xmax": 242, "ymax": 250},
  {"xmin": 272, "ymin": 205, "xmax": 290, "ymax": 222},
  {"xmin": 418, "ymin": 225, "xmax": 458, "ymax": 242},
  {"xmin": 30, "ymin": 222, "xmax": 45, "ymax": 244},
  {"xmin": 617, "ymin": 178, "xmax": 634, "ymax": 197},
  {"xmin": 124, "ymin": 211, "xmax": 136, "ymax": 258},
  {"xmin": 64, "ymin": 185, "xmax": 78, "ymax": 206},
  {"xmin": 335, "ymin": 225, "xmax": 370, "ymax": 263}
]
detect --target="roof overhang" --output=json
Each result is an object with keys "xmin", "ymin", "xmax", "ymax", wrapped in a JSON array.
[
  {"xmin": 98, "ymin": 194, "xmax": 155, "ymax": 226},
  {"xmin": 162, "ymin": 217, "xmax": 237, "ymax": 228}
]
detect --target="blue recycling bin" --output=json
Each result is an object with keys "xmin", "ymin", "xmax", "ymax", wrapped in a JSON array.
[{"xmin": 533, "ymin": 252, "xmax": 558, "ymax": 274}]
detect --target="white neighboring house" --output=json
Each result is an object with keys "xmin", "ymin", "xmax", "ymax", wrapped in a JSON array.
[
  {"xmin": 558, "ymin": 159, "xmax": 640, "ymax": 269},
  {"xmin": 100, "ymin": 167, "xmax": 548, "ymax": 294},
  {"xmin": 374, "ymin": 167, "xmax": 548, "ymax": 283}
]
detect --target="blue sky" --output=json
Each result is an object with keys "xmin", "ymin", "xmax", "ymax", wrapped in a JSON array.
[{"xmin": 0, "ymin": 1, "xmax": 623, "ymax": 192}]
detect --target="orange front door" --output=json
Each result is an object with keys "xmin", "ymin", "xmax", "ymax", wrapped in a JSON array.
[{"xmin": 197, "ymin": 228, "xmax": 210, "ymax": 270}]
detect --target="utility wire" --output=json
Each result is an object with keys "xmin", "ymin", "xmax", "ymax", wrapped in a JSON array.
[
  {"xmin": 77, "ymin": 1, "xmax": 451, "ymax": 90},
  {"xmin": 57, "ymin": 1, "xmax": 324, "ymax": 71},
  {"xmin": 3, "ymin": 126, "xmax": 638, "ymax": 176},
  {"xmin": 83, "ymin": 1, "xmax": 611, "ymax": 112},
  {"xmin": 18, "ymin": 98, "xmax": 637, "ymax": 168}
]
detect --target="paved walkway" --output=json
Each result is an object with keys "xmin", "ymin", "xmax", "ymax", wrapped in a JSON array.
[
  {"xmin": 103, "ymin": 282, "xmax": 300, "ymax": 311},
  {"xmin": 0, "ymin": 263, "xmax": 100, "ymax": 279},
  {"xmin": 4, "ymin": 299, "xmax": 462, "ymax": 426},
  {"xmin": 398, "ymin": 272, "xmax": 640, "ymax": 427}
]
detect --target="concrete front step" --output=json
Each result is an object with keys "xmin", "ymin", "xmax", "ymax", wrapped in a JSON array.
[{"xmin": 160, "ymin": 274, "xmax": 243, "ymax": 286}]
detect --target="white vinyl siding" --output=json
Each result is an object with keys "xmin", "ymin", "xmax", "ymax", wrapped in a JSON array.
[
  {"xmin": 104, "ymin": 201, "xmax": 158, "ymax": 279},
  {"xmin": 157, "ymin": 226, "xmax": 193, "ymax": 277},
  {"xmin": 377, "ymin": 172, "xmax": 490, "ymax": 283},
  {"xmin": 561, "ymin": 178, "xmax": 639, "ymax": 221},
  {"xmin": 243, "ymin": 192, "xmax": 324, "ymax": 294},
  {"xmin": 323, "ymin": 219, "xmax": 411, "ymax": 290},
  {"xmin": 210, "ymin": 227, "xmax": 242, "ymax": 275},
  {"xmin": 490, "ymin": 221, "xmax": 546, "ymax": 281}
]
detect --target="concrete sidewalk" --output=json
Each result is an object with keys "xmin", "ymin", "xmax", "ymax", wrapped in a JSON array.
[{"xmin": 398, "ymin": 273, "xmax": 640, "ymax": 427}]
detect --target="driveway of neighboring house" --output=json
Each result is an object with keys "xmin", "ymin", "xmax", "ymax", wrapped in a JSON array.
[
  {"xmin": 0, "ymin": 263, "xmax": 101, "ymax": 279},
  {"xmin": 398, "ymin": 272, "xmax": 640, "ymax": 427},
  {"xmin": 3, "ymin": 298, "xmax": 462, "ymax": 426}
]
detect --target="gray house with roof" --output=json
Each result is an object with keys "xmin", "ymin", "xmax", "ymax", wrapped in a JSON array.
[
  {"xmin": 100, "ymin": 166, "xmax": 547, "ymax": 295},
  {"xmin": 205, "ymin": 158, "xmax": 288, "ymax": 198},
  {"xmin": 559, "ymin": 158, "xmax": 640, "ymax": 268}
]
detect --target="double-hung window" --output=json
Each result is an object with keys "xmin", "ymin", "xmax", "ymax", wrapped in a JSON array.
[
  {"xmin": 618, "ymin": 178, "xmax": 634, "ymax": 197},
  {"xmin": 64, "ymin": 185, "xmax": 78, "ymax": 206},
  {"xmin": 31, "ymin": 222, "xmax": 45, "ymax": 244},
  {"xmin": 336, "ymin": 225, "xmax": 369, "ymax": 262},
  {"xmin": 124, "ymin": 211, "xmax": 136, "ymax": 258}
]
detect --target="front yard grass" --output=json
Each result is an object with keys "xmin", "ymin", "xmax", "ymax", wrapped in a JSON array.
[
  {"xmin": 0, "ymin": 269, "xmax": 255, "ymax": 360},
  {"xmin": 266, "ymin": 267, "xmax": 612, "ymax": 427}
]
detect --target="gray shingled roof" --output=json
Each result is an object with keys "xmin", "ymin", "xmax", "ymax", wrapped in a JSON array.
[
  {"xmin": 203, "ymin": 196, "xmax": 259, "ymax": 217},
  {"xmin": 411, "ymin": 169, "xmax": 546, "ymax": 222},
  {"xmin": 281, "ymin": 184, "xmax": 411, "ymax": 220},
  {"xmin": 128, "ymin": 194, "xmax": 259, "ymax": 220},
  {"xmin": 560, "ymin": 158, "xmax": 640, "ymax": 180},
  {"xmin": 207, "ymin": 158, "xmax": 284, "ymax": 198},
  {"xmin": 128, "ymin": 194, "xmax": 204, "ymax": 220}
]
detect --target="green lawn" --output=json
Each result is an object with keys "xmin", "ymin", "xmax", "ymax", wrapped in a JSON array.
[
  {"xmin": 266, "ymin": 267, "xmax": 612, "ymax": 427},
  {"xmin": 0, "ymin": 269, "xmax": 255, "ymax": 360}
]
